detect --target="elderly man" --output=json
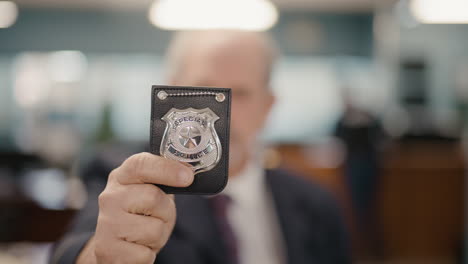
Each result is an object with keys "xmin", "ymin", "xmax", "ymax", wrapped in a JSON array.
[{"xmin": 52, "ymin": 31, "xmax": 350, "ymax": 264}]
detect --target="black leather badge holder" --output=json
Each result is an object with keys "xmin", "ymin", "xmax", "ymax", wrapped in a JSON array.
[{"xmin": 150, "ymin": 85, "xmax": 231, "ymax": 195}]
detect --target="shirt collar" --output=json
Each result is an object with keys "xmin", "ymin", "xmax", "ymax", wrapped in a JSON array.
[{"xmin": 221, "ymin": 159, "xmax": 265, "ymax": 206}]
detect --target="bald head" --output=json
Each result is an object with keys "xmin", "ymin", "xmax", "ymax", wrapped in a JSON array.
[
  {"xmin": 165, "ymin": 30, "xmax": 278, "ymax": 86},
  {"xmin": 163, "ymin": 30, "xmax": 277, "ymax": 177}
]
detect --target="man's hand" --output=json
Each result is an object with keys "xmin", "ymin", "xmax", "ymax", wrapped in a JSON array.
[{"xmin": 77, "ymin": 152, "xmax": 194, "ymax": 264}]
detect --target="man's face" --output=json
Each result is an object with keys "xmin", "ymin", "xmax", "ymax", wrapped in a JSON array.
[{"xmin": 170, "ymin": 39, "xmax": 274, "ymax": 176}]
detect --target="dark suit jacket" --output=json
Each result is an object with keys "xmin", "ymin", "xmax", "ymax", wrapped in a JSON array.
[{"xmin": 51, "ymin": 148, "xmax": 351, "ymax": 264}]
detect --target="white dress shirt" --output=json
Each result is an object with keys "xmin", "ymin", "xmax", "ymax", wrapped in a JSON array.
[{"xmin": 221, "ymin": 161, "xmax": 286, "ymax": 264}]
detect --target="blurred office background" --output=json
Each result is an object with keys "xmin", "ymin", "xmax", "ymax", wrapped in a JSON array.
[{"xmin": 0, "ymin": 0, "xmax": 466, "ymax": 263}]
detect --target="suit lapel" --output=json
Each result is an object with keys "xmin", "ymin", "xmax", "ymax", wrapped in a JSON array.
[
  {"xmin": 174, "ymin": 195, "xmax": 228, "ymax": 263},
  {"xmin": 172, "ymin": 170, "xmax": 312, "ymax": 264},
  {"xmin": 266, "ymin": 170, "xmax": 309, "ymax": 264}
]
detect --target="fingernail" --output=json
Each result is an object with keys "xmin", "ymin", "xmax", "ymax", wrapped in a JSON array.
[{"xmin": 178, "ymin": 169, "xmax": 192, "ymax": 185}]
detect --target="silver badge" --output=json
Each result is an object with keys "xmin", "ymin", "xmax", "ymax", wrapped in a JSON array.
[{"xmin": 160, "ymin": 107, "xmax": 221, "ymax": 174}]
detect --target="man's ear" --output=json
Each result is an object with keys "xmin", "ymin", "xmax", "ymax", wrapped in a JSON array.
[
  {"xmin": 256, "ymin": 90, "xmax": 275, "ymax": 133},
  {"xmin": 265, "ymin": 89, "xmax": 275, "ymax": 114},
  {"xmin": 260, "ymin": 89, "xmax": 275, "ymax": 124}
]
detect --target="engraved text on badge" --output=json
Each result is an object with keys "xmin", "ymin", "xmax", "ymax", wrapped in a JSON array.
[{"xmin": 160, "ymin": 108, "xmax": 221, "ymax": 174}]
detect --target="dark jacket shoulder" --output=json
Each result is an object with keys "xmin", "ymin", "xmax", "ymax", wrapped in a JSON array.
[
  {"xmin": 266, "ymin": 168, "xmax": 341, "ymax": 213},
  {"xmin": 265, "ymin": 168, "xmax": 351, "ymax": 264}
]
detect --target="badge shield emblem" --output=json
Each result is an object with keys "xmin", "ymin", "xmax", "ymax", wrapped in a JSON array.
[{"xmin": 160, "ymin": 108, "xmax": 221, "ymax": 174}]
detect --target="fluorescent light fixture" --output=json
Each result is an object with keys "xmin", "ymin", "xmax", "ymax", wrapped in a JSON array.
[
  {"xmin": 0, "ymin": 1, "xmax": 18, "ymax": 28},
  {"xmin": 410, "ymin": 0, "xmax": 468, "ymax": 24},
  {"xmin": 148, "ymin": 0, "xmax": 278, "ymax": 31}
]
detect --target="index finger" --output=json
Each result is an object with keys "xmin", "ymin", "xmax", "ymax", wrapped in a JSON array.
[{"xmin": 115, "ymin": 152, "xmax": 194, "ymax": 187}]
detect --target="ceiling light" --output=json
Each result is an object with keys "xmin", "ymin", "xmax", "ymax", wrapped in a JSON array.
[
  {"xmin": 410, "ymin": 0, "xmax": 468, "ymax": 24},
  {"xmin": 0, "ymin": 1, "xmax": 18, "ymax": 28},
  {"xmin": 148, "ymin": 0, "xmax": 278, "ymax": 31}
]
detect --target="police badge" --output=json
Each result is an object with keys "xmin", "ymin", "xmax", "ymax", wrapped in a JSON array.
[
  {"xmin": 150, "ymin": 85, "xmax": 231, "ymax": 194},
  {"xmin": 160, "ymin": 108, "xmax": 221, "ymax": 174}
]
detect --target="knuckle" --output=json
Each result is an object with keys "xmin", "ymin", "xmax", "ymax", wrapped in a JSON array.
[
  {"xmin": 156, "ymin": 158, "xmax": 171, "ymax": 174},
  {"xmin": 107, "ymin": 168, "xmax": 119, "ymax": 182},
  {"xmin": 169, "ymin": 199, "xmax": 177, "ymax": 219},
  {"xmin": 126, "ymin": 153, "xmax": 151, "ymax": 177},
  {"xmin": 165, "ymin": 197, "xmax": 176, "ymax": 221},
  {"xmin": 148, "ymin": 221, "xmax": 165, "ymax": 250},
  {"xmin": 135, "ymin": 247, "xmax": 156, "ymax": 263},
  {"xmin": 151, "ymin": 186, "xmax": 165, "ymax": 204},
  {"xmin": 138, "ymin": 186, "xmax": 165, "ymax": 216},
  {"xmin": 146, "ymin": 155, "xmax": 173, "ymax": 179},
  {"xmin": 98, "ymin": 190, "xmax": 117, "ymax": 209},
  {"xmin": 98, "ymin": 191, "xmax": 111, "ymax": 207},
  {"xmin": 141, "ymin": 185, "xmax": 161, "ymax": 205},
  {"xmin": 94, "ymin": 239, "xmax": 113, "ymax": 261},
  {"xmin": 168, "ymin": 195, "xmax": 176, "ymax": 209}
]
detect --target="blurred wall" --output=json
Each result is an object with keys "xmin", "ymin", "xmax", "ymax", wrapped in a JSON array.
[
  {"xmin": 399, "ymin": 24, "xmax": 468, "ymax": 125},
  {"xmin": 0, "ymin": 8, "xmax": 374, "ymax": 147},
  {"xmin": 0, "ymin": 9, "xmax": 372, "ymax": 55}
]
